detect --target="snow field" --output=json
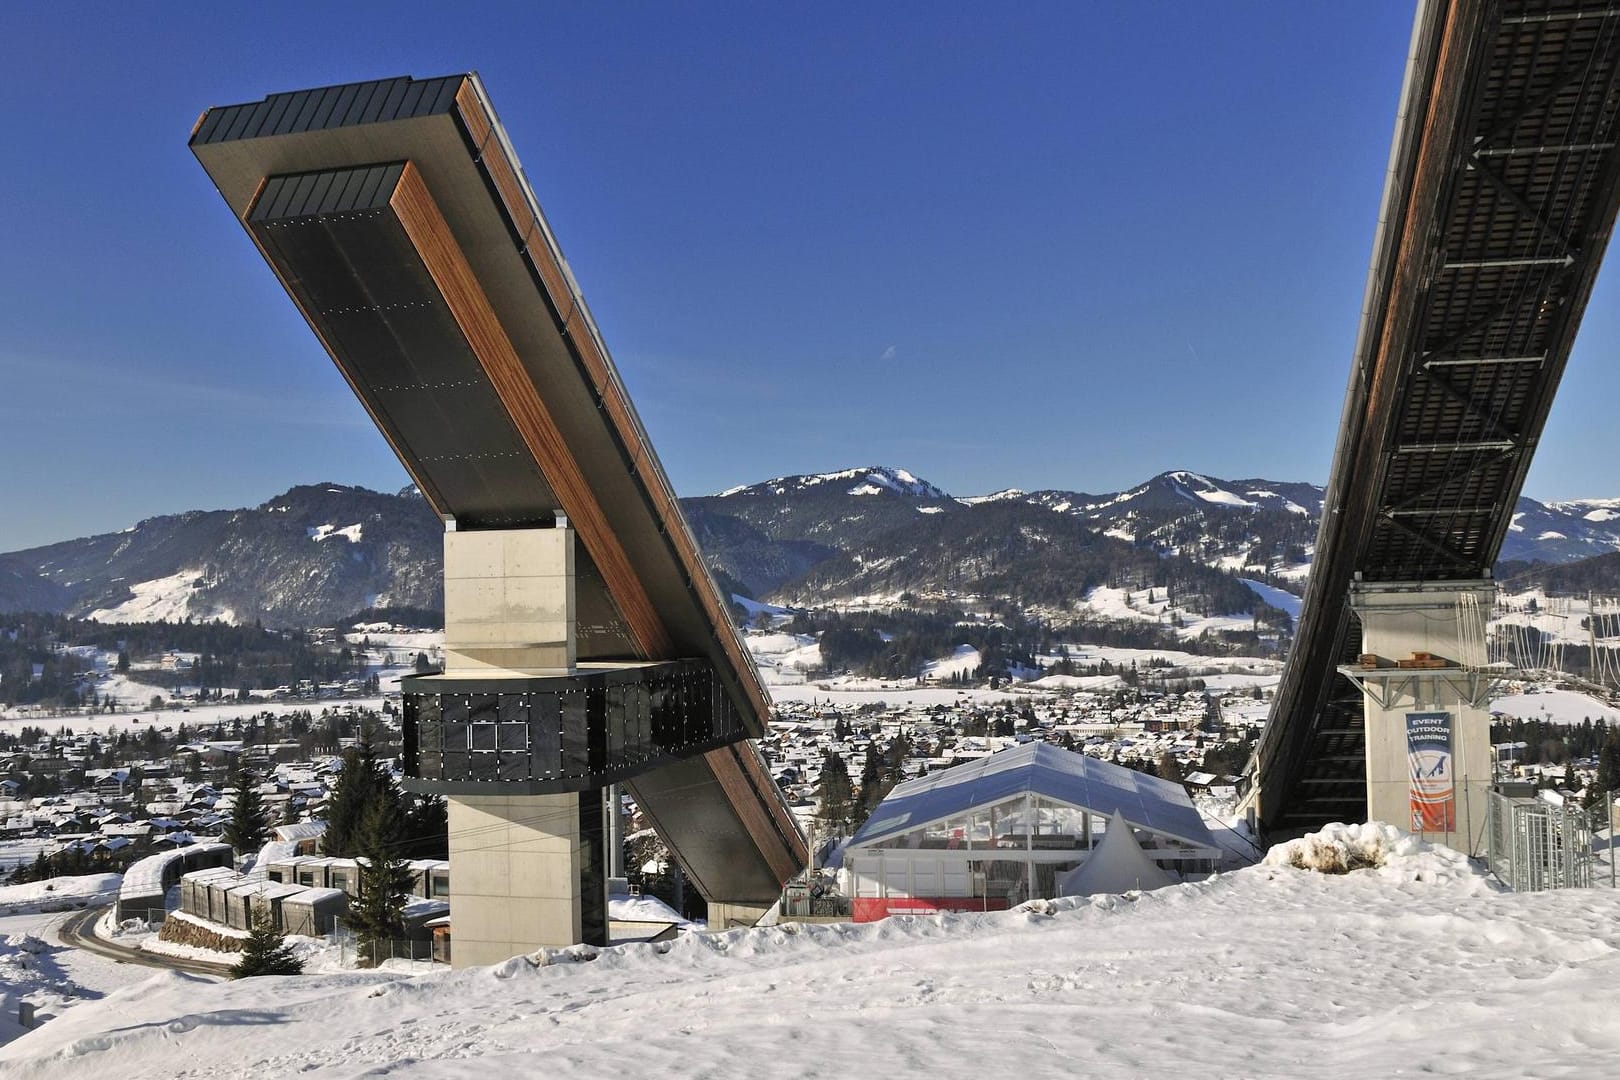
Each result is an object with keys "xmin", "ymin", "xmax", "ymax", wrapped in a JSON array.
[{"xmin": 6, "ymin": 828, "xmax": 1620, "ymax": 1077}]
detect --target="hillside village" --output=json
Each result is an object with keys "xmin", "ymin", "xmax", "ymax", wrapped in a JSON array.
[
  {"xmin": 5, "ymin": 613, "xmax": 1617, "ymax": 932},
  {"xmin": 0, "ymin": 474, "xmax": 1618, "ymax": 1046}
]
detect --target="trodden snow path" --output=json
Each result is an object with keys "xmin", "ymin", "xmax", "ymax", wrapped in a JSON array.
[{"xmin": 4, "ymin": 835, "xmax": 1620, "ymax": 1078}]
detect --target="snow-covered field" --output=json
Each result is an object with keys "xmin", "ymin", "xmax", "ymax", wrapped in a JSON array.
[
  {"xmin": 0, "ymin": 874, "xmax": 135, "ymax": 1046},
  {"xmin": 5, "ymin": 826, "xmax": 1620, "ymax": 1078},
  {"xmin": 0, "ymin": 874, "xmax": 121, "ymax": 917},
  {"xmin": 745, "ymin": 629, "xmax": 1283, "ymax": 708},
  {"xmin": 0, "ymin": 693, "xmax": 397, "ymax": 740},
  {"xmin": 1078, "ymin": 585, "xmax": 1259, "ymax": 641},
  {"xmin": 1490, "ymin": 687, "xmax": 1620, "ymax": 726},
  {"xmin": 1238, "ymin": 578, "xmax": 1302, "ymax": 621}
]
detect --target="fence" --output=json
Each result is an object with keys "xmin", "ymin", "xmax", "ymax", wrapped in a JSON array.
[
  {"xmin": 779, "ymin": 893, "xmax": 852, "ymax": 919},
  {"xmin": 332, "ymin": 919, "xmax": 445, "ymax": 969},
  {"xmin": 1486, "ymin": 788, "xmax": 1616, "ymax": 892}
]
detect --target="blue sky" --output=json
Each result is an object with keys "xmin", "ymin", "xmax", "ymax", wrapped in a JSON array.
[{"xmin": 3, "ymin": 3, "xmax": 1618, "ymax": 552}]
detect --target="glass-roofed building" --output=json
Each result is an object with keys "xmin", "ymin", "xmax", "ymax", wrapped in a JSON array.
[{"xmin": 842, "ymin": 742, "xmax": 1220, "ymax": 921}]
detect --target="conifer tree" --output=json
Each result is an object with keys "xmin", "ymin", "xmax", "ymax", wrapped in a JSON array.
[
  {"xmin": 402, "ymin": 794, "xmax": 449, "ymax": 859},
  {"xmin": 224, "ymin": 761, "xmax": 270, "ymax": 862},
  {"xmin": 1156, "ymin": 751, "xmax": 1184, "ymax": 786},
  {"xmin": 817, "ymin": 750, "xmax": 855, "ymax": 833},
  {"xmin": 856, "ymin": 743, "xmax": 890, "ymax": 824},
  {"xmin": 1597, "ymin": 731, "xmax": 1620, "ymax": 797},
  {"xmin": 322, "ymin": 732, "xmax": 402, "ymax": 857},
  {"xmin": 230, "ymin": 904, "xmax": 303, "ymax": 978},
  {"xmin": 347, "ymin": 799, "xmax": 415, "ymax": 967}
]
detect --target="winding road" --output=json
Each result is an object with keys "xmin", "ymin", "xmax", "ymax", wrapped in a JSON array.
[{"xmin": 56, "ymin": 906, "xmax": 232, "ymax": 977}]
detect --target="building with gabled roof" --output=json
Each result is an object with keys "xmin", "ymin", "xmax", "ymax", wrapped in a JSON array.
[{"xmin": 843, "ymin": 742, "xmax": 1218, "ymax": 921}]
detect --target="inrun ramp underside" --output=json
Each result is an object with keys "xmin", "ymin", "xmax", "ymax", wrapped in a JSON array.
[
  {"xmin": 191, "ymin": 74, "xmax": 806, "ymax": 903},
  {"xmin": 1254, "ymin": 0, "xmax": 1620, "ymax": 834}
]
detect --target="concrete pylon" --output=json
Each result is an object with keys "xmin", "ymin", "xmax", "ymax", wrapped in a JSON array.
[
  {"xmin": 438, "ymin": 526, "xmax": 608, "ymax": 966},
  {"xmin": 1342, "ymin": 579, "xmax": 1498, "ymax": 855}
]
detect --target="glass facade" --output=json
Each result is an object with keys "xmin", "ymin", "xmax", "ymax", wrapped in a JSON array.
[{"xmin": 401, "ymin": 660, "xmax": 747, "ymax": 794}]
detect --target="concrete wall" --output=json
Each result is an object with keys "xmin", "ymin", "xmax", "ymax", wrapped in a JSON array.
[
  {"xmin": 447, "ymin": 791, "xmax": 598, "ymax": 968},
  {"xmin": 443, "ymin": 528, "xmax": 574, "ymax": 675},
  {"xmin": 1353, "ymin": 581, "xmax": 1494, "ymax": 855}
]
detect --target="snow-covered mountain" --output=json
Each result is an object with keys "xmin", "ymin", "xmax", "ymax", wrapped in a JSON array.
[
  {"xmin": 1503, "ymin": 498, "xmax": 1620, "ymax": 563},
  {"xmin": 4, "ymin": 467, "xmax": 1619, "ymax": 629},
  {"xmin": 0, "ymin": 485, "xmax": 442, "ymax": 628},
  {"xmin": 720, "ymin": 466, "xmax": 949, "ymax": 501},
  {"xmin": 691, "ymin": 468, "xmax": 1324, "ymax": 603}
]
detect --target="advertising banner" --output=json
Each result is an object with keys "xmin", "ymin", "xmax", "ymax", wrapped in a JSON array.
[{"xmin": 1406, "ymin": 711, "xmax": 1455, "ymax": 832}]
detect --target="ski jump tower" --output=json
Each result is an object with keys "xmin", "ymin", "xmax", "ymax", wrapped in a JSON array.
[{"xmin": 191, "ymin": 75, "xmax": 805, "ymax": 967}]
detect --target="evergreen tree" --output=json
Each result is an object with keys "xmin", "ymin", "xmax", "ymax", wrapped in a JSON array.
[
  {"xmin": 402, "ymin": 794, "xmax": 449, "ymax": 859},
  {"xmin": 816, "ymin": 750, "xmax": 855, "ymax": 833},
  {"xmin": 322, "ymin": 733, "xmax": 402, "ymax": 857},
  {"xmin": 230, "ymin": 904, "xmax": 303, "ymax": 978},
  {"xmin": 856, "ymin": 743, "xmax": 887, "ymax": 824},
  {"xmin": 223, "ymin": 761, "xmax": 270, "ymax": 861},
  {"xmin": 1597, "ymin": 731, "xmax": 1620, "ymax": 794},
  {"xmin": 1157, "ymin": 751, "xmax": 1184, "ymax": 786},
  {"xmin": 348, "ymin": 800, "xmax": 415, "ymax": 967}
]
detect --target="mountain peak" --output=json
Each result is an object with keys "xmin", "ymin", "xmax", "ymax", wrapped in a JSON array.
[
  {"xmin": 958, "ymin": 488, "xmax": 1027, "ymax": 506},
  {"xmin": 717, "ymin": 466, "xmax": 948, "ymax": 500}
]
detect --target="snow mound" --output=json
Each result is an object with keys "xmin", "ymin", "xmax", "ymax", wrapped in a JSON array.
[
  {"xmin": 4, "ymin": 934, "xmax": 48, "ymax": 956},
  {"xmin": 0, "ymin": 874, "xmax": 122, "ymax": 916},
  {"xmin": 1263, "ymin": 822, "xmax": 1490, "ymax": 888}
]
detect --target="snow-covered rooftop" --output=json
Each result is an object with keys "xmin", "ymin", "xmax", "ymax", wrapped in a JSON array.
[{"xmin": 850, "ymin": 742, "xmax": 1213, "ymax": 850}]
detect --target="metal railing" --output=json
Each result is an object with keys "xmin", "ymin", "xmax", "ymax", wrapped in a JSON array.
[
  {"xmin": 332, "ymin": 920, "xmax": 444, "ymax": 968},
  {"xmin": 1486, "ymin": 788, "xmax": 1616, "ymax": 892}
]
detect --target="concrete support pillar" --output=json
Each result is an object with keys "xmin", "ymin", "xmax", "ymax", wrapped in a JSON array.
[
  {"xmin": 446, "ymin": 792, "xmax": 607, "ymax": 968},
  {"xmin": 442, "ymin": 527, "xmax": 574, "ymax": 675},
  {"xmin": 1350, "ymin": 579, "xmax": 1496, "ymax": 855},
  {"xmin": 440, "ymin": 525, "xmax": 608, "ymax": 967}
]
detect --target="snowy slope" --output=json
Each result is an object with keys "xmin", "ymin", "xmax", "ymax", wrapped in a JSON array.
[
  {"xmin": 7, "ymin": 830, "xmax": 1620, "ymax": 1078},
  {"xmin": 86, "ymin": 570, "xmax": 234, "ymax": 625}
]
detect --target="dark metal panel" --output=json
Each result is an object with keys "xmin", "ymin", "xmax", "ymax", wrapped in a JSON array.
[
  {"xmin": 303, "ymin": 172, "xmax": 338, "ymax": 218},
  {"xmin": 401, "ymin": 661, "xmax": 748, "ymax": 796},
  {"xmin": 306, "ymin": 85, "xmax": 343, "ymax": 131},
  {"xmin": 193, "ymin": 108, "xmax": 225, "ymax": 144},
  {"xmin": 285, "ymin": 89, "xmax": 323, "ymax": 136},
  {"xmin": 250, "ymin": 163, "xmax": 406, "ymax": 221},
  {"xmin": 238, "ymin": 99, "xmax": 274, "ymax": 140},
  {"xmin": 221, "ymin": 104, "xmax": 255, "ymax": 142},
  {"xmin": 397, "ymin": 79, "xmax": 428, "ymax": 120},
  {"xmin": 255, "ymin": 93, "xmax": 293, "ymax": 139},
  {"xmin": 330, "ymin": 168, "xmax": 367, "ymax": 214},
  {"xmin": 428, "ymin": 77, "xmax": 462, "ymax": 115},
  {"xmin": 337, "ymin": 81, "xmax": 379, "ymax": 127},
  {"xmin": 376, "ymin": 78, "xmax": 411, "ymax": 124},
  {"xmin": 358, "ymin": 78, "xmax": 401, "ymax": 125}
]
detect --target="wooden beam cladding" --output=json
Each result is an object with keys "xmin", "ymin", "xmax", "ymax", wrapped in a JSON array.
[
  {"xmin": 709, "ymin": 744, "xmax": 808, "ymax": 878},
  {"xmin": 388, "ymin": 160, "xmax": 676, "ymax": 659},
  {"xmin": 451, "ymin": 80, "xmax": 773, "ymax": 727}
]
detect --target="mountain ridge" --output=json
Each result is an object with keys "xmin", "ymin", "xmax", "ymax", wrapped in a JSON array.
[{"xmin": 2, "ymin": 467, "xmax": 1617, "ymax": 628}]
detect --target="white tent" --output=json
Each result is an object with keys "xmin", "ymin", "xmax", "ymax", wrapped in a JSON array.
[{"xmin": 1056, "ymin": 810, "xmax": 1173, "ymax": 896}]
